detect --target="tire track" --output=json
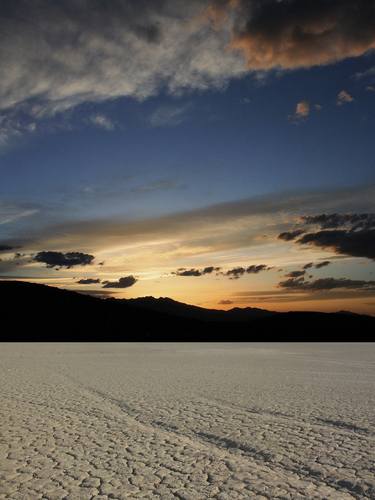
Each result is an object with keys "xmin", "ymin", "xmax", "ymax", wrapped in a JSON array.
[{"xmin": 59, "ymin": 371, "xmax": 371, "ymax": 499}]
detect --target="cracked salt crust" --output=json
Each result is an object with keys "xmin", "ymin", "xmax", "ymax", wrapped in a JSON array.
[{"xmin": 0, "ymin": 343, "xmax": 374, "ymax": 499}]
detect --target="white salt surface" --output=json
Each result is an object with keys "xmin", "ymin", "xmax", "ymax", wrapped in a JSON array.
[{"xmin": 0, "ymin": 342, "xmax": 374, "ymax": 499}]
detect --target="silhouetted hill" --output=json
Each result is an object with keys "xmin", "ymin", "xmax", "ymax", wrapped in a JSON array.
[
  {"xmin": 127, "ymin": 296, "xmax": 274, "ymax": 321},
  {"xmin": 0, "ymin": 281, "xmax": 373, "ymax": 340}
]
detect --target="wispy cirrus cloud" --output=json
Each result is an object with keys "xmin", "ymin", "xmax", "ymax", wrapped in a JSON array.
[
  {"xmin": 0, "ymin": 202, "xmax": 39, "ymax": 226},
  {"xmin": 131, "ymin": 179, "xmax": 185, "ymax": 193},
  {"xmin": 148, "ymin": 103, "xmax": 191, "ymax": 127},
  {"xmin": 2, "ymin": 185, "xmax": 375, "ymax": 256}
]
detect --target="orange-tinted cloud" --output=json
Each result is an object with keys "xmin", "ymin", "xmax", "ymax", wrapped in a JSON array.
[
  {"xmin": 229, "ymin": 0, "xmax": 375, "ymax": 70},
  {"xmin": 289, "ymin": 100, "xmax": 310, "ymax": 122}
]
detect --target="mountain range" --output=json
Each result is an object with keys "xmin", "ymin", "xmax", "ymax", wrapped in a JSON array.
[{"xmin": 1, "ymin": 281, "xmax": 373, "ymax": 340}]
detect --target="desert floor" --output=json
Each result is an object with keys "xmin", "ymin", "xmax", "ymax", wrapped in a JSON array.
[{"xmin": 0, "ymin": 342, "xmax": 374, "ymax": 499}]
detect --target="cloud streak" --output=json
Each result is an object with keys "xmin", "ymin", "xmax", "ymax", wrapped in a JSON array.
[
  {"xmin": 3, "ymin": 186, "xmax": 375, "ymax": 256},
  {"xmin": 279, "ymin": 276, "xmax": 375, "ymax": 292},
  {"xmin": 76, "ymin": 278, "xmax": 101, "ymax": 284}
]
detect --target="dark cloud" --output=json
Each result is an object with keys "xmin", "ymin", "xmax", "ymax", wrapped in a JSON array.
[
  {"xmin": 279, "ymin": 276, "xmax": 375, "ymax": 291},
  {"xmin": 226, "ymin": 266, "xmax": 246, "ymax": 279},
  {"xmin": 33, "ymin": 251, "xmax": 95, "ymax": 268},
  {"xmin": 298, "ymin": 229, "xmax": 375, "ymax": 260},
  {"xmin": 219, "ymin": 299, "xmax": 234, "ymax": 305},
  {"xmin": 13, "ymin": 252, "xmax": 26, "ymax": 260},
  {"xmin": 302, "ymin": 213, "xmax": 375, "ymax": 230},
  {"xmin": 278, "ymin": 276, "xmax": 305, "ymax": 289},
  {"xmin": 102, "ymin": 276, "xmax": 137, "ymax": 288},
  {"xmin": 278, "ymin": 229, "xmax": 305, "ymax": 241},
  {"xmin": 175, "ymin": 268, "xmax": 203, "ymax": 277},
  {"xmin": 315, "ymin": 260, "xmax": 331, "ymax": 269},
  {"xmin": 280, "ymin": 213, "xmax": 375, "ymax": 260},
  {"xmin": 226, "ymin": 264, "xmax": 270, "ymax": 279},
  {"xmin": 231, "ymin": 0, "xmax": 375, "ymax": 70},
  {"xmin": 234, "ymin": 288, "xmax": 375, "ymax": 303},
  {"xmin": 174, "ymin": 264, "xmax": 269, "ymax": 279},
  {"xmin": 0, "ymin": 245, "xmax": 17, "ymax": 252},
  {"xmin": 303, "ymin": 262, "xmax": 313, "ymax": 270},
  {"xmin": 285, "ymin": 270, "xmax": 306, "ymax": 278},
  {"xmin": 302, "ymin": 260, "xmax": 330, "ymax": 270},
  {"xmin": 175, "ymin": 266, "xmax": 221, "ymax": 277},
  {"xmin": 202, "ymin": 266, "xmax": 221, "ymax": 274},
  {"xmin": 246, "ymin": 264, "xmax": 270, "ymax": 273},
  {"xmin": 77, "ymin": 278, "xmax": 101, "ymax": 284},
  {"xmin": 77, "ymin": 289, "xmax": 117, "ymax": 298}
]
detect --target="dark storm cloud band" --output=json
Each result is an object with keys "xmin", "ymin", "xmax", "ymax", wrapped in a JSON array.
[
  {"xmin": 279, "ymin": 212, "xmax": 375, "ymax": 261},
  {"xmin": 230, "ymin": 0, "xmax": 375, "ymax": 70},
  {"xmin": 298, "ymin": 230, "xmax": 375, "ymax": 261}
]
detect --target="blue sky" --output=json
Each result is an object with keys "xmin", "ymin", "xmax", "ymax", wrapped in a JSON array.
[{"xmin": 1, "ymin": 0, "xmax": 375, "ymax": 313}]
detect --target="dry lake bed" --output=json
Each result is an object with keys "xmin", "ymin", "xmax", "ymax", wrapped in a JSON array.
[{"xmin": 0, "ymin": 342, "xmax": 374, "ymax": 499}]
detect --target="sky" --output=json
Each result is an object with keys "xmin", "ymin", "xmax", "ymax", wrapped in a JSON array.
[{"xmin": 1, "ymin": 0, "xmax": 375, "ymax": 314}]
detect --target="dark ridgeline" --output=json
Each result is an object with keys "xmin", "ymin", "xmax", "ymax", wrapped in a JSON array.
[{"xmin": 0, "ymin": 281, "xmax": 373, "ymax": 340}]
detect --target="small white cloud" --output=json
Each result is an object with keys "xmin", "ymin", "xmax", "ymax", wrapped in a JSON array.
[
  {"xmin": 149, "ymin": 103, "xmax": 191, "ymax": 127},
  {"xmin": 366, "ymin": 85, "xmax": 375, "ymax": 92},
  {"xmin": 89, "ymin": 114, "xmax": 115, "ymax": 130},
  {"xmin": 337, "ymin": 90, "xmax": 354, "ymax": 106}
]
